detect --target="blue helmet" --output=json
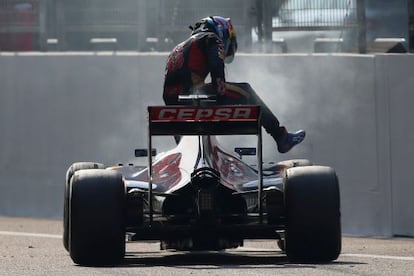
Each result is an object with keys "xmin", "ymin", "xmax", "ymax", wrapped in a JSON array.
[{"xmin": 191, "ymin": 16, "xmax": 238, "ymax": 63}]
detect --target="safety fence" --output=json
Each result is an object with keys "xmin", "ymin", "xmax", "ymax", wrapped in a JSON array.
[{"xmin": 273, "ymin": 0, "xmax": 357, "ymax": 30}]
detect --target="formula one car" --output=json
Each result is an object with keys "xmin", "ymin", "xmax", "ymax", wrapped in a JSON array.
[{"xmin": 63, "ymin": 97, "xmax": 341, "ymax": 265}]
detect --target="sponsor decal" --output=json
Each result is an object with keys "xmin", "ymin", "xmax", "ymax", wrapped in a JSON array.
[{"xmin": 150, "ymin": 106, "xmax": 259, "ymax": 122}]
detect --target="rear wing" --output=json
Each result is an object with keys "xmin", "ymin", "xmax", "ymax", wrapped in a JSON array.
[
  {"xmin": 148, "ymin": 105, "xmax": 261, "ymax": 135},
  {"xmin": 146, "ymin": 105, "xmax": 264, "ymax": 223}
]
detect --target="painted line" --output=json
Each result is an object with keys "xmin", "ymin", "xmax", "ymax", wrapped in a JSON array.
[
  {"xmin": 0, "ymin": 231, "xmax": 62, "ymax": 239},
  {"xmin": 342, "ymin": 253, "xmax": 414, "ymax": 261}
]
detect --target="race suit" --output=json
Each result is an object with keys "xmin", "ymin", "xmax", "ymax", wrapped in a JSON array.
[{"xmin": 163, "ymin": 31, "xmax": 286, "ymax": 141}]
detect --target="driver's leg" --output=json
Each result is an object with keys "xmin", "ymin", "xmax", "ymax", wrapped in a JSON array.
[{"xmin": 221, "ymin": 82, "xmax": 305, "ymax": 153}]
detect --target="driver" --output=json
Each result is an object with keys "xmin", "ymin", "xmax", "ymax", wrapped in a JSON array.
[{"xmin": 163, "ymin": 16, "xmax": 305, "ymax": 153}]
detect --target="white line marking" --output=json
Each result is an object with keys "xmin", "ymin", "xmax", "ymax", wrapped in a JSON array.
[
  {"xmin": 342, "ymin": 253, "xmax": 414, "ymax": 261},
  {"xmin": 0, "ymin": 231, "xmax": 62, "ymax": 239}
]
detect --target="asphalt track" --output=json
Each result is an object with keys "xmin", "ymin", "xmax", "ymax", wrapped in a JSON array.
[{"xmin": 1, "ymin": 217, "xmax": 414, "ymax": 276}]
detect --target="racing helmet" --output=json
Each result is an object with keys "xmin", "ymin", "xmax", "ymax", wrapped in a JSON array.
[{"xmin": 191, "ymin": 16, "xmax": 238, "ymax": 63}]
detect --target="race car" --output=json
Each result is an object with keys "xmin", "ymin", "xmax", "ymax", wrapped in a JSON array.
[{"xmin": 63, "ymin": 98, "xmax": 341, "ymax": 265}]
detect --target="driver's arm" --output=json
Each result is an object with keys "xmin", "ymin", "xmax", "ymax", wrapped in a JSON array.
[{"xmin": 206, "ymin": 33, "xmax": 226, "ymax": 96}]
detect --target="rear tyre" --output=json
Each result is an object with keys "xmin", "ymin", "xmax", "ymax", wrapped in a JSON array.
[
  {"xmin": 69, "ymin": 169, "xmax": 126, "ymax": 265},
  {"xmin": 284, "ymin": 166, "xmax": 341, "ymax": 263},
  {"xmin": 63, "ymin": 162, "xmax": 104, "ymax": 251}
]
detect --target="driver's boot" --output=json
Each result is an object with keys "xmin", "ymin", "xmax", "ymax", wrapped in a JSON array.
[{"xmin": 275, "ymin": 127, "xmax": 306, "ymax": 153}]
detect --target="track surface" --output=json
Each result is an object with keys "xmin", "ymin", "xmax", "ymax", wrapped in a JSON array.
[{"xmin": 1, "ymin": 217, "xmax": 414, "ymax": 276}]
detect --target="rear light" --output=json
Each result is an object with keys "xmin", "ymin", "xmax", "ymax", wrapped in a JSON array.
[
  {"xmin": 191, "ymin": 168, "xmax": 219, "ymax": 216},
  {"xmin": 198, "ymin": 189, "xmax": 214, "ymax": 213}
]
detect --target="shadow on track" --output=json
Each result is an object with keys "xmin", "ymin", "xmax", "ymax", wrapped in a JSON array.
[
  {"xmin": 121, "ymin": 250, "xmax": 365, "ymax": 269},
  {"xmin": 123, "ymin": 250, "xmax": 289, "ymax": 268}
]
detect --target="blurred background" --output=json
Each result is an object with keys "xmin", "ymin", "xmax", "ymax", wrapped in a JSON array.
[{"xmin": 0, "ymin": 0, "xmax": 413, "ymax": 54}]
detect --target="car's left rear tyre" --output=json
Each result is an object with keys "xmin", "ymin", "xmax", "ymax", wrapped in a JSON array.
[
  {"xmin": 69, "ymin": 169, "xmax": 126, "ymax": 266},
  {"xmin": 64, "ymin": 162, "xmax": 104, "ymax": 251}
]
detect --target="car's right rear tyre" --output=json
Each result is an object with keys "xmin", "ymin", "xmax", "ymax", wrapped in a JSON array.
[
  {"xmin": 69, "ymin": 169, "xmax": 126, "ymax": 265},
  {"xmin": 284, "ymin": 166, "xmax": 341, "ymax": 263}
]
